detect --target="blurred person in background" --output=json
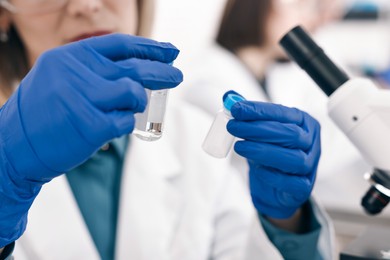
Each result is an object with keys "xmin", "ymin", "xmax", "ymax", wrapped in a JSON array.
[{"xmin": 179, "ymin": 0, "xmax": 342, "ymax": 116}]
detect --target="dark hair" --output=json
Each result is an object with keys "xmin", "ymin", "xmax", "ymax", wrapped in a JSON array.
[
  {"xmin": 0, "ymin": 24, "xmax": 28, "ymax": 97},
  {"xmin": 0, "ymin": 0, "xmax": 146, "ymax": 98},
  {"xmin": 216, "ymin": 0, "xmax": 272, "ymax": 53}
]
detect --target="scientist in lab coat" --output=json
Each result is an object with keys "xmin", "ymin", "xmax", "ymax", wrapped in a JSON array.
[{"xmin": 0, "ymin": 0, "xmax": 332, "ymax": 259}]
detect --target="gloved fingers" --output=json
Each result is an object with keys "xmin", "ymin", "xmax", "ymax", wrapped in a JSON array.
[
  {"xmin": 105, "ymin": 110, "xmax": 137, "ymax": 137},
  {"xmin": 59, "ymin": 62, "xmax": 148, "ymax": 113},
  {"xmin": 112, "ymin": 59, "xmax": 183, "ymax": 89},
  {"xmin": 50, "ymin": 37, "xmax": 183, "ymax": 90},
  {"xmin": 76, "ymin": 109, "xmax": 135, "ymax": 143},
  {"xmin": 302, "ymin": 111, "xmax": 321, "ymax": 134},
  {"xmin": 60, "ymin": 94, "xmax": 113, "ymax": 146},
  {"xmin": 230, "ymin": 101, "xmax": 305, "ymax": 125},
  {"xmin": 85, "ymin": 77, "xmax": 148, "ymax": 113},
  {"xmin": 251, "ymin": 195, "xmax": 300, "ymax": 219},
  {"xmin": 78, "ymin": 34, "xmax": 180, "ymax": 62},
  {"xmin": 249, "ymin": 165, "xmax": 314, "ymax": 200},
  {"xmin": 234, "ymin": 140, "xmax": 315, "ymax": 175},
  {"xmin": 227, "ymin": 120, "xmax": 311, "ymax": 150},
  {"xmin": 66, "ymin": 49, "xmax": 183, "ymax": 89},
  {"xmin": 249, "ymin": 180, "xmax": 299, "ymax": 219},
  {"xmin": 58, "ymin": 88, "xmax": 135, "ymax": 144}
]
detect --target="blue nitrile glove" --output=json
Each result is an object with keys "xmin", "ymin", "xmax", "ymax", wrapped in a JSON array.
[
  {"xmin": 0, "ymin": 34, "xmax": 183, "ymax": 247},
  {"xmin": 227, "ymin": 100, "xmax": 321, "ymax": 219},
  {"xmin": 374, "ymin": 67, "xmax": 390, "ymax": 88}
]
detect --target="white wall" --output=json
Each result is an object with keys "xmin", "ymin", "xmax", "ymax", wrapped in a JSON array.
[
  {"xmin": 152, "ymin": 0, "xmax": 227, "ymax": 68},
  {"xmin": 152, "ymin": 0, "xmax": 390, "ymax": 71}
]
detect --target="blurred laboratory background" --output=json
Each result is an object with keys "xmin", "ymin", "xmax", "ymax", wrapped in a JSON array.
[{"xmin": 152, "ymin": 0, "xmax": 390, "ymax": 257}]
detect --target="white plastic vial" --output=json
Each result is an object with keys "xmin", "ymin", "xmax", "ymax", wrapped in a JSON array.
[
  {"xmin": 202, "ymin": 93, "xmax": 245, "ymax": 158},
  {"xmin": 134, "ymin": 88, "xmax": 169, "ymax": 141}
]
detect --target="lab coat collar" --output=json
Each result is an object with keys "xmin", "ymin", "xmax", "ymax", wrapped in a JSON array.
[
  {"xmin": 16, "ymin": 175, "xmax": 100, "ymax": 260},
  {"xmin": 16, "ymin": 132, "xmax": 183, "ymax": 260}
]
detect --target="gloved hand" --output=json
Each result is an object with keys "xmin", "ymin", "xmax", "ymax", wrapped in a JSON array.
[
  {"xmin": 227, "ymin": 100, "xmax": 321, "ymax": 219},
  {"xmin": 0, "ymin": 34, "xmax": 183, "ymax": 247}
]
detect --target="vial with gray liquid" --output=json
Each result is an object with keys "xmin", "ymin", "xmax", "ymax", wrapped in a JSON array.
[
  {"xmin": 202, "ymin": 93, "xmax": 245, "ymax": 158},
  {"xmin": 134, "ymin": 88, "xmax": 169, "ymax": 141}
]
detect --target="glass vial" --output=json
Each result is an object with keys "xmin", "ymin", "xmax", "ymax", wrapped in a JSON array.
[
  {"xmin": 202, "ymin": 93, "xmax": 245, "ymax": 158},
  {"xmin": 134, "ymin": 88, "xmax": 169, "ymax": 141}
]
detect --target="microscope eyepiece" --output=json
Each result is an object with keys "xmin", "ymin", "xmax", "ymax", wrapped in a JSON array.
[
  {"xmin": 362, "ymin": 169, "xmax": 390, "ymax": 215},
  {"xmin": 279, "ymin": 26, "xmax": 349, "ymax": 96},
  {"xmin": 362, "ymin": 186, "xmax": 390, "ymax": 215}
]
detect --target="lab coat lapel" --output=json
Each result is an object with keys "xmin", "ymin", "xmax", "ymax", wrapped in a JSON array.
[
  {"xmin": 116, "ymin": 135, "xmax": 183, "ymax": 260},
  {"xmin": 16, "ymin": 175, "xmax": 99, "ymax": 260}
]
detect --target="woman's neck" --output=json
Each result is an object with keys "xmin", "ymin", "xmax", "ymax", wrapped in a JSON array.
[{"xmin": 236, "ymin": 46, "xmax": 274, "ymax": 80}]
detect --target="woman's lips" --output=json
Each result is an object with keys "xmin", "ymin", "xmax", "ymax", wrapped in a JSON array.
[{"xmin": 69, "ymin": 30, "xmax": 113, "ymax": 42}]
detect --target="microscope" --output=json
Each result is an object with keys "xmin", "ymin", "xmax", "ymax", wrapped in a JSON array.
[{"xmin": 279, "ymin": 26, "xmax": 390, "ymax": 216}]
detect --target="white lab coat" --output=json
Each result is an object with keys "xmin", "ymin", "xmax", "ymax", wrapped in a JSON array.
[
  {"xmin": 179, "ymin": 44, "xmax": 268, "ymax": 116},
  {"xmin": 11, "ymin": 99, "xmax": 307, "ymax": 260}
]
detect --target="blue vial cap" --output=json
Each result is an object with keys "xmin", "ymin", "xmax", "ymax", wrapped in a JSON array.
[{"xmin": 223, "ymin": 94, "xmax": 245, "ymax": 111}]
